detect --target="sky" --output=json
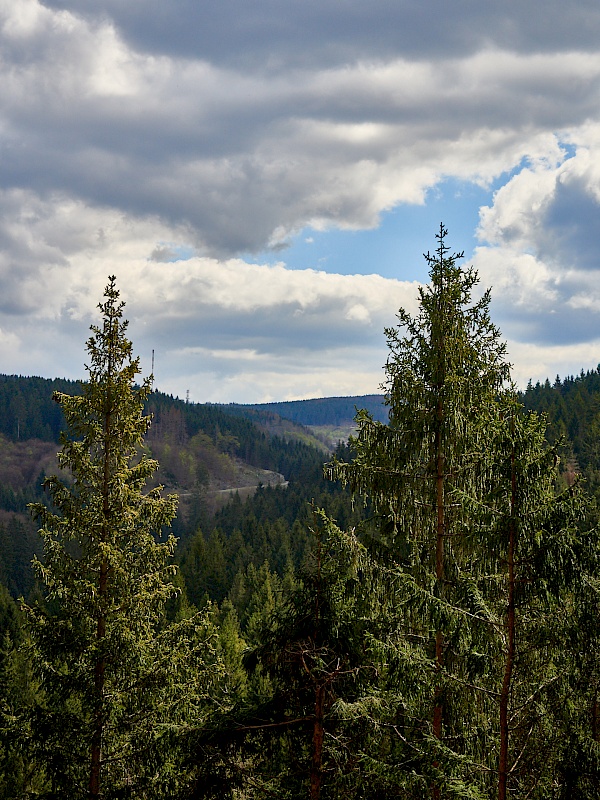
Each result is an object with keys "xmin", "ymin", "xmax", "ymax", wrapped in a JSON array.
[{"xmin": 2, "ymin": 1, "xmax": 600, "ymax": 402}]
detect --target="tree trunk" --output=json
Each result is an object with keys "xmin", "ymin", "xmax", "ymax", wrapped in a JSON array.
[
  {"xmin": 431, "ymin": 247, "xmax": 446, "ymax": 800},
  {"xmin": 498, "ymin": 429, "xmax": 516, "ymax": 800},
  {"xmin": 433, "ymin": 432, "xmax": 445, "ymax": 742},
  {"xmin": 90, "ymin": 389, "xmax": 112, "ymax": 798},
  {"xmin": 89, "ymin": 605, "xmax": 106, "ymax": 799},
  {"xmin": 310, "ymin": 685, "xmax": 325, "ymax": 800},
  {"xmin": 432, "ymin": 398, "xmax": 445, "ymax": 800}
]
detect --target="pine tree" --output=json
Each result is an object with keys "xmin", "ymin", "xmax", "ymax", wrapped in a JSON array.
[
  {"xmin": 22, "ymin": 277, "xmax": 221, "ymax": 799},
  {"xmin": 462, "ymin": 397, "xmax": 596, "ymax": 799},
  {"xmin": 186, "ymin": 511, "xmax": 374, "ymax": 800},
  {"xmin": 0, "ymin": 586, "xmax": 44, "ymax": 799},
  {"xmin": 327, "ymin": 225, "xmax": 510, "ymax": 795}
]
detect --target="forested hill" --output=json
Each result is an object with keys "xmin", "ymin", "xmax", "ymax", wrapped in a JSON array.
[
  {"xmin": 225, "ymin": 394, "xmax": 388, "ymax": 427},
  {"xmin": 0, "ymin": 373, "xmax": 323, "ymax": 478},
  {"xmin": 5, "ymin": 369, "xmax": 600, "ymax": 469},
  {"xmin": 0, "ymin": 374, "xmax": 82, "ymax": 442},
  {"xmin": 0, "ymin": 374, "xmax": 331, "ymax": 598},
  {"xmin": 522, "ymin": 366, "xmax": 600, "ymax": 492}
]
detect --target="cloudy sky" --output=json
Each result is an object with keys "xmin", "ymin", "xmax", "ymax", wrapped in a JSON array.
[{"xmin": 2, "ymin": 0, "xmax": 600, "ymax": 402}]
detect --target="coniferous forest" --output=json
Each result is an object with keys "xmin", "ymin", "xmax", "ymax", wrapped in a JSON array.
[{"xmin": 2, "ymin": 229, "xmax": 600, "ymax": 798}]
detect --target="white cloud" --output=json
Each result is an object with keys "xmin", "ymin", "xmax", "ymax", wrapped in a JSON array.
[
  {"xmin": 0, "ymin": 194, "xmax": 421, "ymax": 400},
  {"xmin": 506, "ymin": 338, "xmax": 600, "ymax": 387},
  {"xmin": 2, "ymin": 1, "xmax": 600, "ymax": 396},
  {"xmin": 345, "ymin": 303, "xmax": 372, "ymax": 324},
  {"xmin": 473, "ymin": 136, "xmax": 600, "ymax": 359}
]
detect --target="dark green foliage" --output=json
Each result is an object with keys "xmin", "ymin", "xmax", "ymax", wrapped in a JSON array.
[
  {"xmin": 177, "ymin": 442, "xmax": 364, "ymax": 609},
  {"xmin": 455, "ymin": 396, "xmax": 594, "ymax": 798},
  {"xmin": 186, "ymin": 512, "xmax": 375, "ymax": 800},
  {"xmin": 0, "ymin": 584, "xmax": 20, "ymax": 651},
  {"xmin": 0, "ymin": 375, "xmax": 81, "ymax": 443},
  {"xmin": 522, "ymin": 366, "xmax": 600, "ymax": 495},
  {"xmin": 0, "ymin": 515, "xmax": 41, "ymax": 598},
  {"xmin": 0, "ymin": 574, "xmax": 44, "ymax": 797}
]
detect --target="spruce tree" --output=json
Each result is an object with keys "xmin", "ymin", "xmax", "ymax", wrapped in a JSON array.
[
  {"xmin": 22, "ymin": 277, "xmax": 221, "ymax": 799},
  {"xmin": 463, "ymin": 396, "xmax": 595, "ymax": 799},
  {"xmin": 327, "ymin": 225, "xmax": 510, "ymax": 795}
]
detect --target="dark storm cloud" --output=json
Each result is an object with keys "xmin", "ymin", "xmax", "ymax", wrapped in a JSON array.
[
  {"xmin": 40, "ymin": 0, "xmax": 600, "ymax": 68},
  {"xmin": 2, "ymin": 21, "xmax": 599, "ymax": 257},
  {"xmin": 542, "ymin": 176, "xmax": 600, "ymax": 272},
  {"xmin": 144, "ymin": 298, "xmax": 382, "ymax": 356},
  {"xmin": 489, "ymin": 298, "xmax": 600, "ymax": 348}
]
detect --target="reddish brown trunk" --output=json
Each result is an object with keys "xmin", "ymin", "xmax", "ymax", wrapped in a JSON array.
[
  {"xmin": 433, "ymin": 440, "xmax": 445, "ymax": 744},
  {"xmin": 498, "ymin": 428, "xmax": 516, "ymax": 800},
  {"xmin": 432, "ymin": 250, "xmax": 446, "ymax": 800},
  {"xmin": 89, "ymin": 601, "xmax": 106, "ymax": 799},
  {"xmin": 432, "ymin": 401, "xmax": 444, "ymax": 800},
  {"xmin": 310, "ymin": 685, "xmax": 325, "ymax": 800}
]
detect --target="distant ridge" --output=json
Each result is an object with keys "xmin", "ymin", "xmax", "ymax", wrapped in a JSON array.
[{"xmin": 227, "ymin": 395, "xmax": 388, "ymax": 427}]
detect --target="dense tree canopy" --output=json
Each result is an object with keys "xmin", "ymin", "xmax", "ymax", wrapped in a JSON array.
[
  {"xmin": 325, "ymin": 227, "xmax": 598, "ymax": 798},
  {"xmin": 0, "ymin": 232, "xmax": 599, "ymax": 799}
]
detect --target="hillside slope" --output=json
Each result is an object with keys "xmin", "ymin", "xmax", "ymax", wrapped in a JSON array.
[
  {"xmin": 0, "ymin": 375, "xmax": 329, "ymax": 596},
  {"xmin": 223, "ymin": 394, "xmax": 388, "ymax": 446},
  {"xmin": 226, "ymin": 394, "xmax": 387, "ymax": 426}
]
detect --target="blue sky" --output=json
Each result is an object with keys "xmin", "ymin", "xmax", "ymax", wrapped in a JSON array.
[
  {"xmin": 248, "ymin": 179, "xmax": 492, "ymax": 280},
  {"xmin": 2, "ymin": 2, "xmax": 600, "ymax": 401}
]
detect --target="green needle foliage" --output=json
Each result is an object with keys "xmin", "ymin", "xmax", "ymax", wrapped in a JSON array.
[
  {"xmin": 327, "ymin": 226, "xmax": 512, "ymax": 795},
  {"xmin": 186, "ymin": 510, "xmax": 375, "ymax": 800},
  {"xmin": 328, "ymin": 223, "xmax": 509, "ymax": 554},
  {"xmin": 21, "ymin": 277, "xmax": 222, "ymax": 799},
  {"xmin": 326, "ymin": 227, "xmax": 599, "ymax": 798},
  {"xmin": 462, "ymin": 396, "xmax": 597, "ymax": 799},
  {"xmin": 244, "ymin": 511, "xmax": 374, "ymax": 800}
]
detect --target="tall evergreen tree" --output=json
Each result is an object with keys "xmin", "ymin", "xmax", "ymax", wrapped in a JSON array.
[
  {"xmin": 22, "ymin": 277, "xmax": 221, "ymax": 799},
  {"xmin": 327, "ymin": 225, "xmax": 510, "ymax": 795},
  {"xmin": 462, "ymin": 396, "xmax": 596, "ymax": 799}
]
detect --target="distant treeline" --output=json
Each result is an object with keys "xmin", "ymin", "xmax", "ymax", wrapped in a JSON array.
[
  {"xmin": 0, "ymin": 374, "xmax": 82, "ymax": 442},
  {"xmin": 146, "ymin": 393, "xmax": 325, "ymax": 483},
  {"xmin": 223, "ymin": 394, "xmax": 388, "ymax": 427},
  {"xmin": 523, "ymin": 366, "xmax": 600, "ymax": 492},
  {"xmin": 0, "ymin": 376, "xmax": 333, "ymax": 598},
  {"xmin": 7, "ymin": 369, "xmax": 600, "ymax": 605},
  {"xmin": 0, "ymin": 375, "xmax": 323, "ymax": 483}
]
